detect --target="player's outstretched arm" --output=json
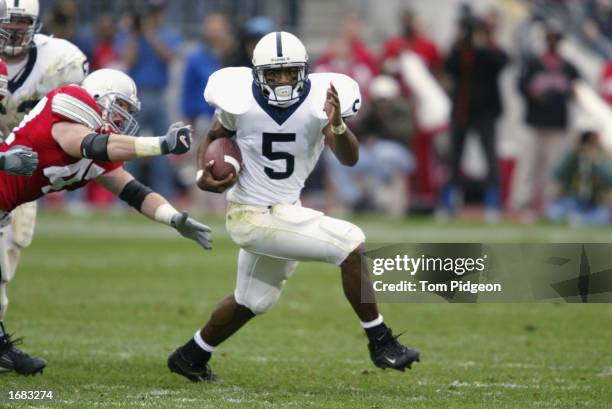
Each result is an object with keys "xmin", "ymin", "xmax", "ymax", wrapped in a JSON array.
[
  {"xmin": 0, "ymin": 145, "xmax": 39, "ymax": 176},
  {"xmin": 323, "ymin": 83, "xmax": 359, "ymax": 166},
  {"xmin": 51, "ymin": 121, "xmax": 192, "ymax": 162},
  {"xmin": 96, "ymin": 167, "xmax": 213, "ymax": 250},
  {"xmin": 196, "ymin": 115, "xmax": 239, "ymax": 193}
]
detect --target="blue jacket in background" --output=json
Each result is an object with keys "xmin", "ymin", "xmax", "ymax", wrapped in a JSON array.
[{"xmin": 181, "ymin": 45, "xmax": 220, "ymax": 120}]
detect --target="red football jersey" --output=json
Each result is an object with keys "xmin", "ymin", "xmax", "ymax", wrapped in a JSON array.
[{"xmin": 0, "ymin": 84, "xmax": 122, "ymax": 212}]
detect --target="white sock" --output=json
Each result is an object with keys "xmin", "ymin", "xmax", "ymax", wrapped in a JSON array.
[
  {"xmin": 193, "ymin": 330, "xmax": 216, "ymax": 353},
  {"xmin": 359, "ymin": 314, "xmax": 384, "ymax": 329}
]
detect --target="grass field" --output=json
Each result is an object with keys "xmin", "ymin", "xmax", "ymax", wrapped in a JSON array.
[{"xmin": 1, "ymin": 212, "xmax": 612, "ymax": 408}]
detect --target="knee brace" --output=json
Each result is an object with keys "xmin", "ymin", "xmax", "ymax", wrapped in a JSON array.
[{"xmin": 11, "ymin": 201, "xmax": 37, "ymax": 248}]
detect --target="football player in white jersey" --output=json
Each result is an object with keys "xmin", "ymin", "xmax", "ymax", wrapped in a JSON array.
[
  {"xmin": 0, "ymin": 0, "xmax": 88, "ymax": 375},
  {"xmin": 168, "ymin": 32, "xmax": 420, "ymax": 382},
  {"xmin": 0, "ymin": 0, "xmax": 37, "ymax": 176}
]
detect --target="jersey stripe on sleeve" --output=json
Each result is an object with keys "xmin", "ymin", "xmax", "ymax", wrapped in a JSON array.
[{"xmin": 51, "ymin": 93, "xmax": 104, "ymax": 130}]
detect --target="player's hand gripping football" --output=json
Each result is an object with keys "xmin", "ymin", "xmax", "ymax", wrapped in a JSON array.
[
  {"xmin": 324, "ymin": 82, "xmax": 342, "ymax": 127},
  {"xmin": 160, "ymin": 121, "xmax": 192, "ymax": 155},
  {"xmin": 171, "ymin": 212, "xmax": 213, "ymax": 250},
  {"xmin": 196, "ymin": 160, "xmax": 239, "ymax": 193},
  {"xmin": 0, "ymin": 145, "xmax": 39, "ymax": 176}
]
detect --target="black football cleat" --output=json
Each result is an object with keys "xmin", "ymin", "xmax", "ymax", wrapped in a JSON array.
[
  {"xmin": 168, "ymin": 349, "xmax": 218, "ymax": 382},
  {"xmin": 368, "ymin": 328, "xmax": 420, "ymax": 372},
  {"xmin": 0, "ymin": 331, "xmax": 47, "ymax": 375}
]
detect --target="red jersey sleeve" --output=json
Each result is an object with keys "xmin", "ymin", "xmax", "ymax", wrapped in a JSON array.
[
  {"xmin": 49, "ymin": 85, "xmax": 123, "ymax": 171},
  {"xmin": 49, "ymin": 84, "xmax": 105, "ymax": 130}
]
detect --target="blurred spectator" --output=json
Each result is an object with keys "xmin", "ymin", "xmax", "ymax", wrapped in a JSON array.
[
  {"xmin": 43, "ymin": 0, "xmax": 94, "ymax": 61},
  {"xmin": 512, "ymin": 23, "xmax": 581, "ymax": 218},
  {"xmin": 116, "ymin": 0, "xmax": 182, "ymax": 200},
  {"xmin": 81, "ymin": 14, "xmax": 124, "ymax": 211},
  {"xmin": 441, "ymin": 7, "xmax": 509, "ymax": 221},
  {"xmin": 181, "ymin": 12, "xmax": 237, "ymax": 126},
  {"xmin": 580, "ymin": 0, "xmax": 612, "ymax": 58},
  {"xmin": 380, "ymin": 8, "xmax": 443, "ymax": 77},
  {"xmin": 325, "ymin": 76, "xmax": 414, "ymax": 215},
  {"xmin": 380, "ymin": 7, "xmax": 444, "ymax": 208},
  {"xmin": 235, "ymin": 16, "xmax": 275, "ymax": 67},
  {"xmin": 314, "ymin": 14, "xmax": 378, "ymax": 97},
  {"xmin": 547, "ymin": 130, "xmax": 612, "ymax": 226},
  {"xmin": 91, "ymin": 14, "xmax": 121, "ymax": 70}
]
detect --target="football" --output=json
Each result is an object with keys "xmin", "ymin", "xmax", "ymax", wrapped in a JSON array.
[{"xmin": 203, "ymin": 137, "xmax": 243, "ymax": 180}]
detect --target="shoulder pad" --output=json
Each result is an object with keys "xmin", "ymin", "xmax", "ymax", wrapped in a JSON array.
[
  {"xmin": 36, "ymin": 35, "xmax": 87, "ymax": 65},
  {"xmin": 308, "ymin": 73, "xmax": 362, "ymax": 120},
  {"xmin": 33, "ymin": 33, "xmax": 51, "ymax": 47},
  {"xmin": 52, "ymin": 86, "xmax": 104, "ymax": 130},
  {"xmin": 34, "ymin": 36, "xmax": 88, "ymax": 94},
  {"xmin": 204, "ymin": 67, "xmax": 253, "ymax": 115}
]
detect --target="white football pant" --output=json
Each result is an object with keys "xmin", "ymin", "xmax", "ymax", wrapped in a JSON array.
[
  {"xmin": 0, "ymin": 201, "xmax": 37, "ymax": 321},
  {"xmin": 226, "ymin": 202, "xmax": 365, "ymax": 314}
]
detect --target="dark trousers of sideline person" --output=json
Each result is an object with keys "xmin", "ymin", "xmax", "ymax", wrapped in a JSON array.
[{"xmin": 442, "ymin": 117, "xmax": 500, "ymax": 216}]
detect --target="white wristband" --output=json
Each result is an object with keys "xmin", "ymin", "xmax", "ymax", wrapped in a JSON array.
[
  {"xmin": 154, "ymin": 203, "xmax": 179, "ymax": 225},
  {"xmin": 331, "ymin": 120, "xmax": 347, "ymax": 135},
  {"xmin": 135, "ymin": 137, "xmax": 162, "ymax": 158}
]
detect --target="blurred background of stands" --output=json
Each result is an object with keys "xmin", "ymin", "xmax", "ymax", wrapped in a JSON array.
[
  {"xmin": 40, "ymin": 0, "xmax": 301, "ymax": 37},
  {"xmin": 35, "ymin": 0, "xmax": 612, "ymax": 227}
]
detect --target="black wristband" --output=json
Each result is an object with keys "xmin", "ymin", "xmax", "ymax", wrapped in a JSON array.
[
  {"xmin": 81, "ymin": 133, "xmax": 110, "ymax": 161},
  {"xmin": 160, "ymin": 138, "xmax": 169, "ymax": 154},
  {"xmin": 118, "ymin": 179, "xmax": 153, "ymax": 210}
]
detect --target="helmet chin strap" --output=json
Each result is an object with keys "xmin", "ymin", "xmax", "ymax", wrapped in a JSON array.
[{"xmin": 266, "ymin": 84, "xmax": 300, "ymax": 107}]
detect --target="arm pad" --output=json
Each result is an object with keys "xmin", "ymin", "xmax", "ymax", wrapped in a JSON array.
[
  {"xmin": 81, "ymin": 133, "xmax": 110, "ymax": 161},
  {"xmin": 119, "ymin": 179, "xmax": 153, "ymax": 211}
]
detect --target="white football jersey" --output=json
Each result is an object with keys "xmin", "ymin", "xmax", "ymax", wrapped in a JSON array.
[
  {"xmin": 205, "ymin": 67, "xmax": 361, "ymax": 206},
  {"xmin": 2, "ymin": 34, "xmax": 88, "ymax": 130}
]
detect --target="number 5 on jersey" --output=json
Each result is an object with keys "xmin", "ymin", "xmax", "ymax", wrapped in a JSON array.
[{"xmin": 262, "ymin": 132, "xmax": 295, "ymax": 180}]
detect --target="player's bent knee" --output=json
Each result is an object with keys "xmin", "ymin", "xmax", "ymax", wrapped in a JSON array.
[
  {"xmin": 11, "ymin": 202, "xmax": 37, "ymax": 248},
  {"xmin": 235, "ymin": 285, "xmax": 284, "ymax": 315},
  {"xmin": 319, "ymin": 217, "xmax": 365, "ymax": 265},
  {"xmin": 341, "ymin": 247, "xmax": 363, "ymax": 269}
]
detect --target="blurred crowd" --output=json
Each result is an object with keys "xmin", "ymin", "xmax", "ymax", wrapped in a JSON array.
[{"xmin": 39, "ymin": 0, "xmax": 612, "ymax": 226}]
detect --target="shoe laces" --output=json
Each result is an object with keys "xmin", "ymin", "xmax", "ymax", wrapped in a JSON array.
[
  {"xmin": 381, "ymin": 329, "xmax": 408, "ymax": 352},
  {"xmin": 0, "ymin": 332, "xmax": 28, "ymax": 356}
]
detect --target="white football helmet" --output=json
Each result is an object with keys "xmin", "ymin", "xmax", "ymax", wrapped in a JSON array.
[
  {"xmin": 252, "ymin": 31, "xmax": 309, "ymax": 107},
  {"xmin": 82, "ymin": 69, "xmax": 141, "ymax": 136},
  {"xmin": 0, "ymin": 0, "xmax": 41, "ymax": 57}
]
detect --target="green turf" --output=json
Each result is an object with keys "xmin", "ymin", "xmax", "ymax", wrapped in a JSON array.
[{"xmin": 1, "ymin": 212, "xmax": 611, "ymax": 408}]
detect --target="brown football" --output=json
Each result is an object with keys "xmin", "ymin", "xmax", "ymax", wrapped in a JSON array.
[{"xmin": 203, "ymin": 137, "xmax": 243, "ymax": 180}]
